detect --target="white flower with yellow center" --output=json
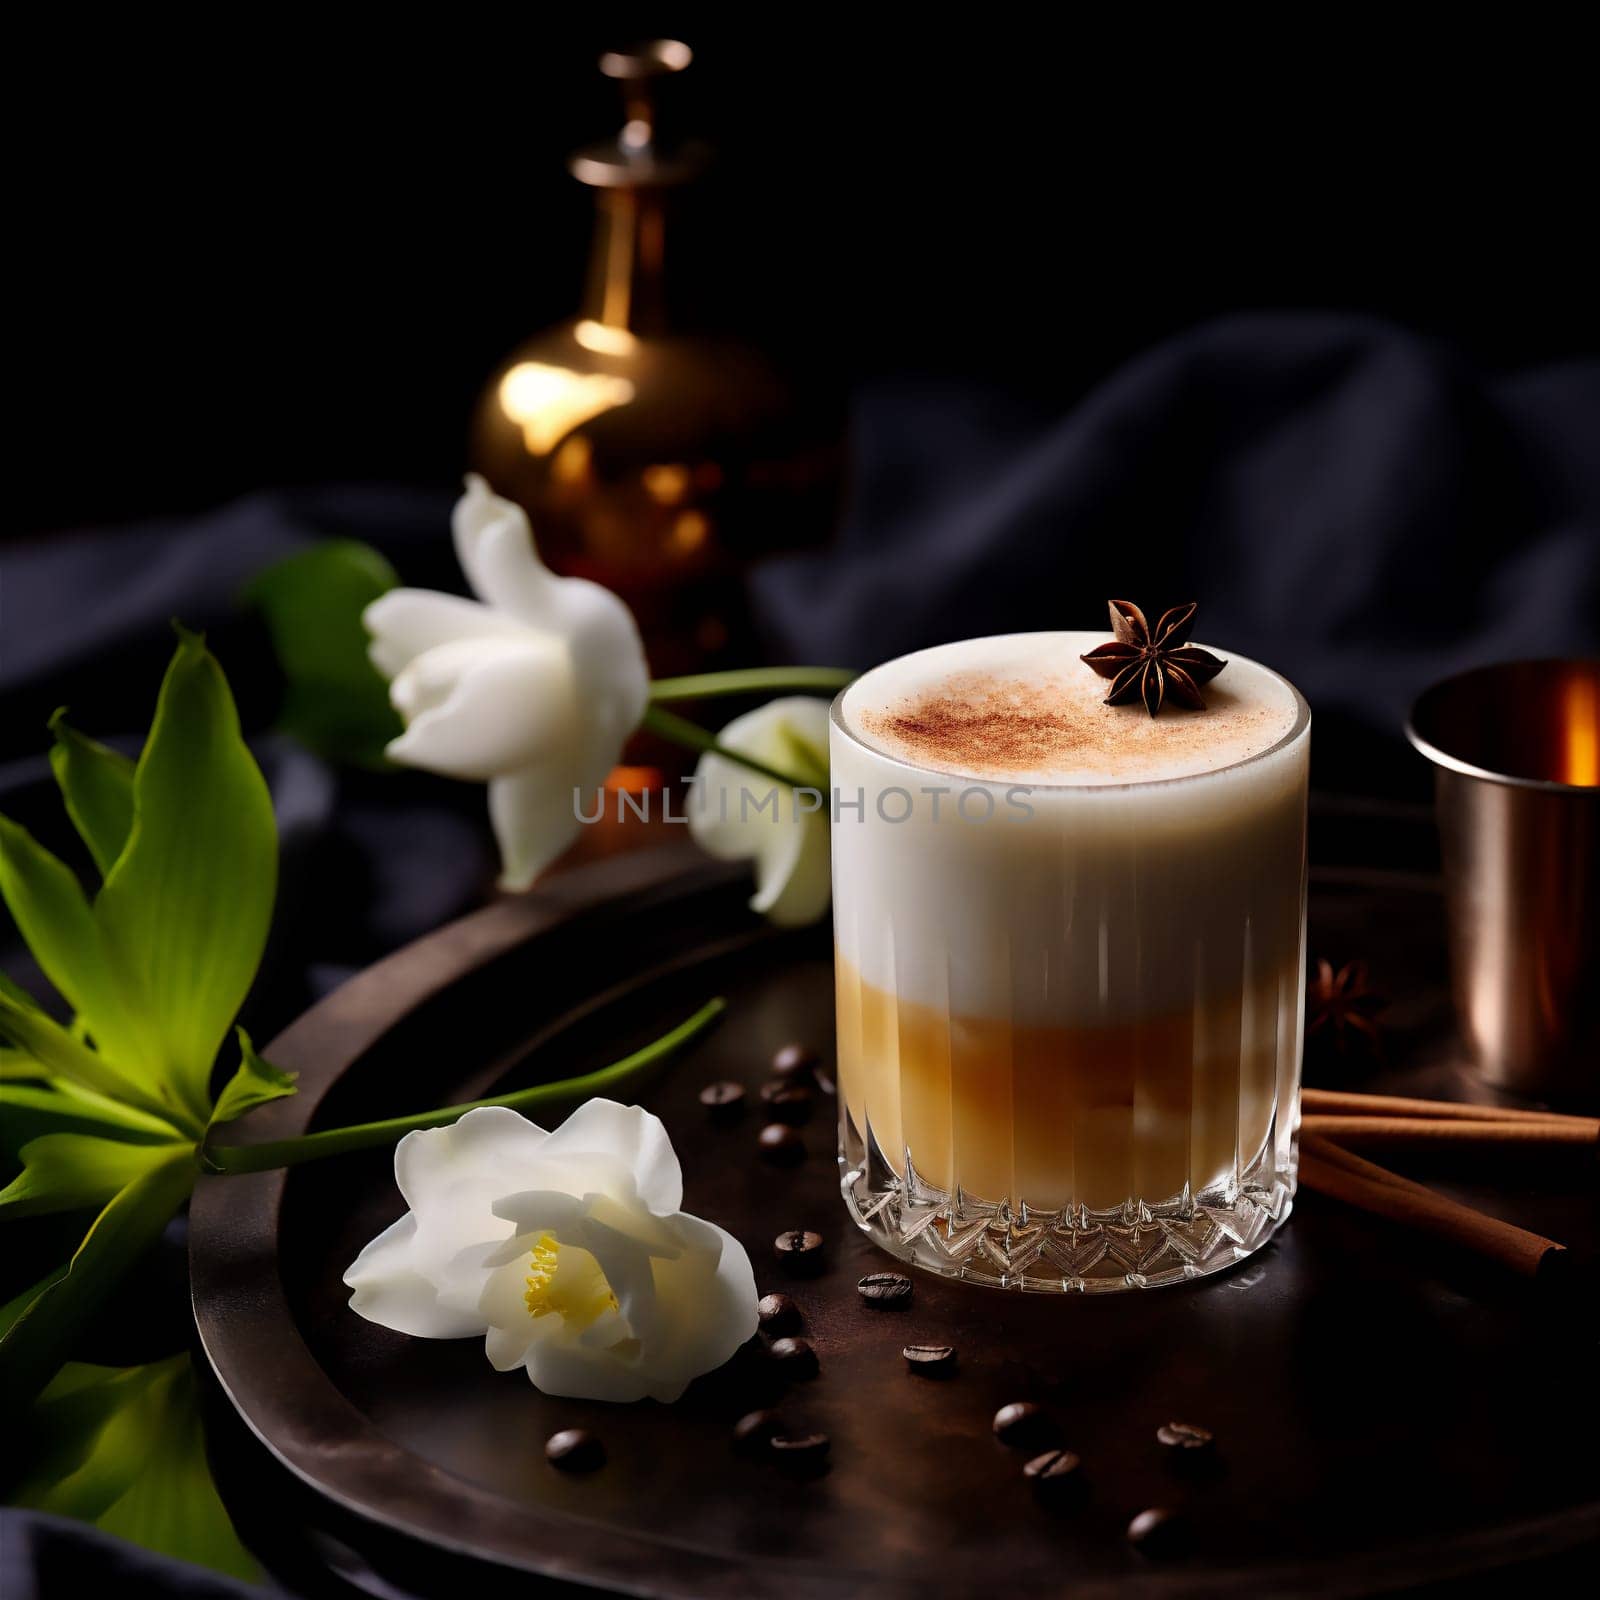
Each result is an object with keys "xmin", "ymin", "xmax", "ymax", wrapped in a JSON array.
[
  {"xmin": 343, "ymin": 1101, "xmax": 758, "ymax": 1403},
  {"xmin": 687, "ymin": 697, "xmax": 833, "ymax": 927},
  {"xmin": 364, "ymin": 475, "xmax": 649, "ymax": 890}
]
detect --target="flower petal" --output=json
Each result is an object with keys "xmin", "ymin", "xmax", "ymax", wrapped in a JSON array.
[
  {"xmin": 343, "ymin": 1214, "xmax": 488, "ymax": 1338},
  {"xmin": 387, "ymin": 636, "xmax": 577, "ymax": 782},
  {"xmin": 534, "ymin": 1099, "xmax": 684, "ymax": 1216},
  {"xmin": 687, "ymin": 698, "xmax": 832, "ymax": 928},
  {"xmin": 486, "ymin": 769, "xmax": 578, "ymax": 890},
  {"xmin": 393, "ymin": 1106, "xmax": 553, "ymax": 1219},
  {"xmin": 363, "ymin": 589, "xmax": 527, "ymax": 681}
]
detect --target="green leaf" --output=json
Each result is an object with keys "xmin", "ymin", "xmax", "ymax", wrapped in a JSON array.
[
  {"xmin": 0, "ymin": 983, "xmax": 177, "ymax": 1124},
  {"xmin": 94, "ymin": 631, "xmax": 277, "ymax": 1123},
  {"xmin": 205, "ymin": 1027, "xmax": 296, "ymax": 1131},
  {"xmin": 0, "ymin": 1081, "xmax": 186, "ymax": 1155},
  {"xmin": 0, "ymin": 816, "xmax": 163, "ymax": 1097},
  {"xmin": 47, "ymin": 712, "xmax": 137, "ymax": 879},
  {"xmin": 0, "ymin": 1131, "xmax": 189, "ymax": 1218},
  {"xmin": 0, "ymin": 1263, "xmax": 69, "ymax": 1339},
  {"xmin": 246, "ymin": 538, "xmax": 402, "ymax": 765},
  {"xmin": 12, "ymin": 1355, "xmax": 259, "ymax": 1582},
  {"xmin": 0, "ymin": 1145, "xmax": 194, "ymax": 1411}
]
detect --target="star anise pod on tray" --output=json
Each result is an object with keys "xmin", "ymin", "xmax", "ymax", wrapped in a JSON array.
[
  {"xmin": 1306, "ymin": 959, "xmax": 1387, "ymax": 1056},
  {"xmin": 1080, "ymin": 600, "xmax": 1228, "ymax": 717}
]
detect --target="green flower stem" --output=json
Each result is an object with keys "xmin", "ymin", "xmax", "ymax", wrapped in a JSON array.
[
  {"xmin": 201, "ymin": 997, "xmax": 726, "ymax": 1176},
  {"xmin": 648, "ymin": 667, "xmax": 855, "ymax": 702},
  {"xmin": 641, "ymin": 705, "xmax": 818, "ymax": 791}
]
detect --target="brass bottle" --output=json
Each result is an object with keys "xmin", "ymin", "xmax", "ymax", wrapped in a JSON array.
[{"xmin": 470, "ymin": 41, "xmax": 844, "ymax": 679}]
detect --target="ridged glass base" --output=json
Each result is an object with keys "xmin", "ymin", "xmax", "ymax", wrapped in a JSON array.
[{"xmin": 840, "ymin": 1120, "xmax": 1295, "ymax": 1294}]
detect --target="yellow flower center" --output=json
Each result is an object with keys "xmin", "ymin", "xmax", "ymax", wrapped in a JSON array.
[{"xmin": 523, "ymin": 1232, "xmax": 618, "ymax": 1330}]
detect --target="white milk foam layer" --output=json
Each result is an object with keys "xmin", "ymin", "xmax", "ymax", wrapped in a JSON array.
[
  {"xmin": 830, "ymin": 633, "xmax": 1311, "ymax": 1025},
  {"xmin": 840, "ymin": 632, "xmax": 1301, "ymax": 786}
]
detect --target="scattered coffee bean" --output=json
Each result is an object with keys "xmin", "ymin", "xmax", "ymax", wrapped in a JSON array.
[
  {"xmin": 1127, "ymin": 1506, "xmax": 1189, "ymax": 1558},
  {"xmin": 768, "ymin": 1336, "xmax": 820, "ymax": 1378},
  {"xmin": 544, "ymin": 1428, "xmax": 605, "ymax": 1472},
  {"xmin": 1023, "ymin": 1449, "xmax": 1083, "ymax": 1500},
  {"xmin": 759, "ymin": 1080, "xmax": 815, "ymax": 1125},
  {"xmin": 770, "ymin": 1431, "xmax": 831, "ymax": 1473},
  {"xmin": 758, "ymin": 1291, "xmax": 803, "ymax": 1336},
  {"xmin": 856, "ymin": 1271, "xmax": 913, "ymax": 1308},
  {"xmin": 902, "ymin": 1343, "xmax": 957, "ymax": 1376},
  {"xmin": 733, "ymin": 1408, "xmax": 786, "ymax": 1455},
  {"xmin": 992, "ymin": 1401, "xmax": 1056, "ymax": 1449},
  {"xmin": 1156, "ymin": 1421, "xmax": 1215, "ymax": 1454},
  {"xmin": 757, "ymin": 1123, "xmax": 805, "ymax": 1166},
  {"xmin": 771, "ymin": 1042, "xmax": 819, "ymax": 1080},
  {"xmin": 773, "ymin": 1229, "xmax": 825, "ymax": 1272},
  {"xmin": 699, "ymin": 1081, "xmax": 746, "ymax": 1121}
]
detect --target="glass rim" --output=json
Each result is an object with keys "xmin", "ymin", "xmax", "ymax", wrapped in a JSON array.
[
  {"xmin": 1405, "ymin": 657, "xmax": 1600, "ymax": 795},
  {"xmin": 828, "ymin": 633, "xmax": 1312, "ymax": 794}
]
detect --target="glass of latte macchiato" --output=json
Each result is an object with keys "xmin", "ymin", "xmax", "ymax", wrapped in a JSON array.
[{"xmin": 830, "ymin": 626, "xmax": 1310, "ymax": 1292}]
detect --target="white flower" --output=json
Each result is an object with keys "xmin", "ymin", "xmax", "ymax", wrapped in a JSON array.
[
  {"xmin": 687, "ymin": 697, "xmax": 832, "ymax": 927},
  {"xmin": 364, "ymin": 475, "xmax": 649, "ymax": 890},
  {"xmin": 343, "ymin": 1101, "xmax": 758, "ymax": 1403}
]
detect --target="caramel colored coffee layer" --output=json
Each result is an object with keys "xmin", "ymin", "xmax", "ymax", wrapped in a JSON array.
[{"xmin": 835, "ymin": 956, "xmax": 1297, "ymax": 1211}]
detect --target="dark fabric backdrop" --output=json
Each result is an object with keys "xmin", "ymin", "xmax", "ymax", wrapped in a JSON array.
[{"xmin": 2, "ymin": 314, "xmax": 1597, "ymax": 1593}]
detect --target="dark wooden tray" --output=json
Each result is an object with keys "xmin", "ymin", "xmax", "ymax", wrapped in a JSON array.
[{"xmin": 189, "ymin": 839, "xmax": 1600, "ymax": 1599}]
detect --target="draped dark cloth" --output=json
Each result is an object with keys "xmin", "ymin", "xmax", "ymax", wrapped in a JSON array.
[{"xmin": 2, "ymin": 314, "xmax": 1596, "ymax": 1595}]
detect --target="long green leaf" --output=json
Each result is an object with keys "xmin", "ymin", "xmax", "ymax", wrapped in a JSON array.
[
  {"xmin": 0, "ymin": 1146, "xmax": 194, "ymax": 1411},
  {"xmin": 0, "ymin": 1081, "xmax": 186, "ymax": 1154},
  {"xmin": 0, "ymin": 987, "xmax": 178, "ymax": 1124},
  {"xmin": 94, "ymin": 631, "xmax": 277, "ymax": 1122},
  {"xmin": 48, "ymin": 712, "xmax": 137, "ymax": 878},
  {"xmin": 13, "ymin": 1356, "xmax": 259, "ymax": 1582},
  {"xmin": 0, "ymin": 816, "xmax": 161, "ymax": 1091},
  {"xmin": 0, "ymin": 1131, "xmax": 189, "ymax": 1218},
  {"xmin": 246, "ymin": 539, "xmax": 402, "ymax": 765}
]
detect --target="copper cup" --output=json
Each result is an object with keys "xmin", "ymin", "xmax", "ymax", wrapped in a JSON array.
[{"xmin": 1406, "ymin": 659, "xmax": 1600, "ymax": 1104}]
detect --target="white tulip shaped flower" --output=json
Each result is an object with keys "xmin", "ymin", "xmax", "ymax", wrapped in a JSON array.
[
  {"xmin": 364, "ymin": 475, "xmax": 649, "ymax": 889},
  {"xmin": 344, "ymin": 1101, "xmax": 758, "ymax": 1403},
  {"xmin": 687, "ymin": 696, "xmax": 832, "ymax": 927}
]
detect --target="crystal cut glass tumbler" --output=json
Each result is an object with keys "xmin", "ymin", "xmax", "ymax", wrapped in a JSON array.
[{"xmin": 831, "ymin": 637, "xmax": 1311, "ymax": 1292}]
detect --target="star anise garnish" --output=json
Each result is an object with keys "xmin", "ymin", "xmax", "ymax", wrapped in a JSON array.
[
  {"xmin": 1306, "ymin": 959, "xmax": 1387, "ymax": 1055},
  {"xmin": 1080, "ymin": 599, "xmax": 1228, "ymax": 717}
]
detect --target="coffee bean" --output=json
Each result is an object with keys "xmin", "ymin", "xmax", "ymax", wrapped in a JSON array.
[
  {"xmin": 759, "ymin": 1080, "xmax": 815, "ymax": 1125},
  {"xmin": 733, "ymin": 1408, "xmax": 786, "ymax": 1455},
  {"xmin": 758, "ymin": 1292, "xmax": 803, "ymax": 1337},
  {"xmin": 771, "ymin": 1042, "xmax": 819, "ymax": 1080},
  {"xmin": 1127, "ymin": 1507, "xmax": 1189, "ymax": 1558},
  {"xmin": 545, "ymin": 1428, "xmax": 604, "ymax": 1471},
  {"xmin": 856, "ymin": 1271, "xmax": 913, "ymax": 1307},
  {"xmin": 1156, "ymin": 1421, "xmax": 1215, "ymax": 1454},
  {"xmin": 902, "ymin": 1343, "xmax": 957, "ymax": 1375},
  {"xmin": 1023, "ymin": 1448, "xmax": 1083, "ymax": 1500},
  {"xmin": 773, "ymin": 1229, "xmax": 825, "ymax": 1272},
  {"xmin": 770, "ymin": 1431, "xmax": 831, "ymax": 1473},
  {"xmin": 757, "ymin": 1123, "xmax": 805, "ymax": 1166},
  {"xmin": 699, "ymin": 1081, "xmax": 745, "ymax": 1121},
  {"xmin": 992, "ymin": 1401, "xmax": 1056, "ymax": 1448},
  {"xmin": 768, "ymin": 1336, "xmax": 820, "ymax": 1378}
]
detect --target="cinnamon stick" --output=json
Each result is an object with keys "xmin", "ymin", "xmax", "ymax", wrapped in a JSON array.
[
  {"xmin": 1301, "ymin": 1087, "xmax": 1595, "ymax": 1131},
  {"xmin": 1297, "ymin": 1132, "xmax": 1565, "ymax": 1278},
  {"xmin": 1301, "ymin": 1113, "xmax": 1599, "ymax": 1150}
]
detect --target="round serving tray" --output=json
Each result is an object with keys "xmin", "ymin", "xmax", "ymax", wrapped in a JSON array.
[{"xmin": 189, "ymin": 840, "xmax": 1600, "ymax": 1598}]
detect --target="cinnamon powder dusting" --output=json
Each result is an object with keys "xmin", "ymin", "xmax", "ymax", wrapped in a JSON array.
[{"xmin": 857, "ymin": 669, "xmax": 1287, "ymax": 782}]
